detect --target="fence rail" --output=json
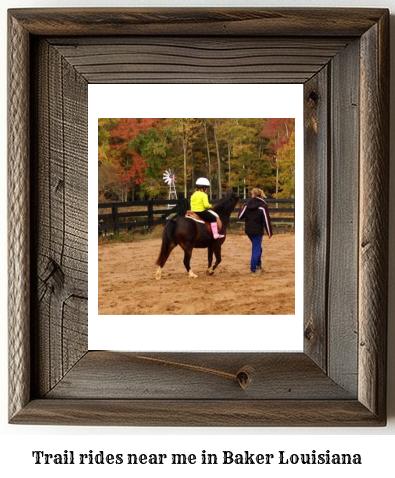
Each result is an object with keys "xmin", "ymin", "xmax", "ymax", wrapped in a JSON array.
[{"xmin": 98, "ymin": 197, "xmax": 295, "ymax": 235}]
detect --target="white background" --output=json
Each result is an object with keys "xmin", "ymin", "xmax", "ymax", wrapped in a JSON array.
[
  {"xmin": 2, "ymin": 0, "xmax": 395, "ymax": 477},
  {"xmin": 88, "ymin": 84, "xmax": 304, "ymax": 352}
]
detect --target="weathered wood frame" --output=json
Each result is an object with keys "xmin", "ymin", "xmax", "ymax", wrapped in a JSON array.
[{"xmin": 8, "ymin": 8, "xmax": 389, "ymax": 426}]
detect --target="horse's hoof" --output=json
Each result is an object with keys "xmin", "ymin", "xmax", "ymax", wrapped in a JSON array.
[
  {"xmin": 188, "ymin": 270, "xmax": 198, "ymax": 278},
  {"xmin": 206, "ymin": 268, "xmax": 214, "ymax": 276},
  {"xmin": 155, "ymin": 267, "xmax": 162, "ymax": 280}
]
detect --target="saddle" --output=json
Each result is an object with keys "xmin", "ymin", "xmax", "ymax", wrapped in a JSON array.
[{"xmin": 185, "ymin": 210, "xmax": 223, "ymax": 233}]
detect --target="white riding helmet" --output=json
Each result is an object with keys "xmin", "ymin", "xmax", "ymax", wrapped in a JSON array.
[{"xmin": 195, "ymin": 177, "xmax": 210, "ymax": 187}]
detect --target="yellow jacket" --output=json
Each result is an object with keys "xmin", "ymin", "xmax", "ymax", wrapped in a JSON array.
[{"xmin": 190, "ymin": 190, "xmax": 212, "ymax": 211}]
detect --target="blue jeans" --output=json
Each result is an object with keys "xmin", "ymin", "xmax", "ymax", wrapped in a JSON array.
[{"xmin": 247, "ymin": 234, "xmax": 263, "ymax": 271}]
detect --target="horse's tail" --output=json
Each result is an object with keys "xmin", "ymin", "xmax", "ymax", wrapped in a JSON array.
[{"xmin": 156, "ymin": 219, "xmax": 178, "ymax": 267}]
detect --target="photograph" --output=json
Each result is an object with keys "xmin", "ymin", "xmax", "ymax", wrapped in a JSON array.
[
  {"xmin": 88, "ymin": 84, "xmax": 303, "ymax": 352},
  {"xmin": 97, "ymin": 117, "xmax": 296, "ymax": 316}
]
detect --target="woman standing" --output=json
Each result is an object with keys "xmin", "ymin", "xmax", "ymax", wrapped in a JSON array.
[{"xmin": 238, "ymin": 188, "xmax": 272, "ymax": 273}]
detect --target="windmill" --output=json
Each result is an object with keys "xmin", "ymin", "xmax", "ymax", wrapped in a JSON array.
[{"xmin": 163, "ymin": 169, "xmax": 177, "ymax": 204}]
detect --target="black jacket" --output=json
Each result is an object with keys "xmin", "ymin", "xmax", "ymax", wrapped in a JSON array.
[{"xmin": 238, "ymin": 197, "xmax": 273, "ymax": 237}]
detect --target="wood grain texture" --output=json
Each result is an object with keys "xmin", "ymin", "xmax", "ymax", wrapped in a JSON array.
[
  {"xmin": 303, "ymin": 67, "xmax": 330, "ymax": 370},
  {"xmin": 8, "ymin": 12, "xmax": 31, "ymax": 421},
  {"xmin": 31, "ymin": 39, "xmax": 88, "ymax": 397},
  {"xmin": 8, "ymin": 7, "xmax": 387, "ymax": 37},
  {"xmin": 327, "ymin": 39, "xmax": 360, "ymax": 396},
  {"xmin": 49, "ymin": 37, "xmax": 350, "ymax": 84},
  {"xmin": 46, "ymin": 352, "xmax": 354, "ymax": 400},
  {"xmin": 11, "ymin": 399, "xmax": 383, "ymax": 427},
  {"xmin": 358, "ymin": 12, "xmax": 389, "ymax": 421},
  {"xmin": 7, "ymin": 8, "xmax": 389, "ymax": 426}
]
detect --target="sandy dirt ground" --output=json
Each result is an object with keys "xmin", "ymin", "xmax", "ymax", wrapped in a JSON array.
[{"xmin": 98, "ymin": 231, "xmax": 295, "ymax": 315}]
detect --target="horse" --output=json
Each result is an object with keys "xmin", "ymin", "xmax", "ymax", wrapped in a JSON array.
[{"xmin": 155, "ymin": 191, "xmax": 239, "ymax": 279}]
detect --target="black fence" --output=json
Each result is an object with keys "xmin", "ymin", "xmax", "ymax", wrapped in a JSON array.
[{"xmin": 98, "ymin": 197, "xmax": 295, "ymax": 235}]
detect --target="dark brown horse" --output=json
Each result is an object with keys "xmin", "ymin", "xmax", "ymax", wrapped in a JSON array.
[{"xmin": 155, "ymin": 192, "xmax": 239, "ymax": 279}]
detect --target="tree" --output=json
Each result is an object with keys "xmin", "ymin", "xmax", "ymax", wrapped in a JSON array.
[
  {"xmin": 260, "ymin": 118, "xmax": 295, "ymax": 198},
  {"xmin": 98, "ymin": 117, "xmax": 295, "ymax": 202},
  {"xmin": 100, "ymin": 118, "xmax": 158, "ymax": 200},
  {"xmin": 98, "ymin": 118, "xmax": 120, "ymax": 201},
  {"xmin": 130, "ymin": 121, "xmax": 173, "ymax": 198},
  {"xmin": 276, "ymin": 130, "xmax": 296, "ymax": 198},
  {"xmin": 212, "ymin": 119, "xmax": 223, "ymax": 198},
  {"xmin": 171, "ymin": 118, "xmax": 200, "ymax": 197},
  {"xmin": 202, "ymin": 119, "xmax": 213, "ymax": 199}
]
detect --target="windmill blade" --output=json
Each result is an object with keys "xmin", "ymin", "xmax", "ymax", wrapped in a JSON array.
[{"xmin": 163, "ymin": 169, "xmax": 176, "ymax": 185}]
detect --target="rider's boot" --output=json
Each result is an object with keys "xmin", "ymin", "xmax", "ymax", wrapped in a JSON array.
[{"xmin": 211, "ymin": 222, "xmax": 225, "ymax": 239}]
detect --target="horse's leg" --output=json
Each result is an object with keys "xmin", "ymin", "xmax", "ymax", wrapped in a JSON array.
[
  {"xmin": 206, "ymin": 246, "xmax": 214, "ymax": 275},
  {"xmin": 155, "ymin": 220, "xmax": 178, "ymax": 280},
  {"xmin": 183, "ymin": 248, "xmax": 198, "ymax": 278},
  {"xmin": 211, "ymin": 244, "xmax": 222, "ymax": 272},
  {"xmin": 155, "ymin": 241, "xmax": 177, "ymax": 280}
]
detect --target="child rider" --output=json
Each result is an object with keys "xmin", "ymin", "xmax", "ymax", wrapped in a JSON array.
[{"xmin": 190, "ymin": 177, "xmax": 224, "ymax": 239}]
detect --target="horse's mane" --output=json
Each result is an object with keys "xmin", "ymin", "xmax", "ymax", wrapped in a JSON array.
[{"xmin": 213, "ymin": 192, "xmax": 239, "ymax": 215}]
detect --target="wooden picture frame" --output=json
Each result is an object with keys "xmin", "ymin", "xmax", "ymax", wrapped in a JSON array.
[{"xmin": 8, "ymin": 8, "xmax": 389, "ymax": 426}]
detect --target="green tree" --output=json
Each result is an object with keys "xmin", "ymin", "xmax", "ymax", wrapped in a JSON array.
[
  {"xmin": 131, "ymin": 121, "xmax": 174, "ymax": 198},
  {"xmin": 276, "ymin": 130, "xmax": 296, "ymax": 198},
  {"xmin": 98, "ymin": 117, "xmax": 295, "ymax": 202}
]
